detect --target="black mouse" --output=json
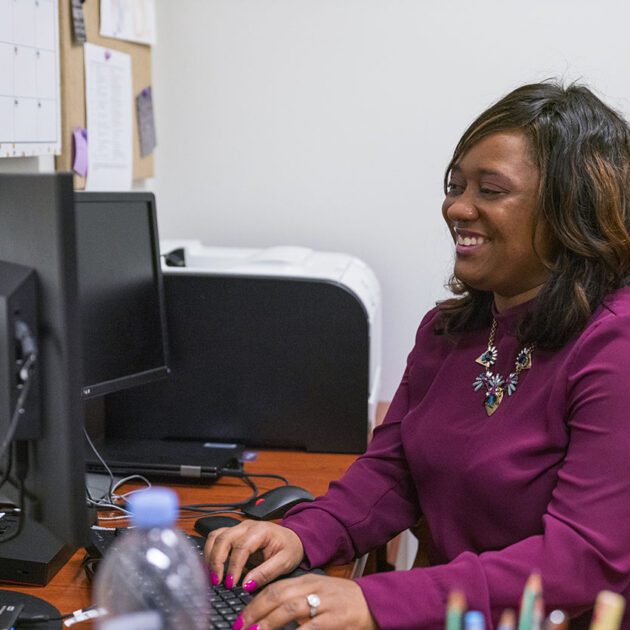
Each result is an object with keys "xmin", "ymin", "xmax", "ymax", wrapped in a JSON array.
[
  {"xmin": 194, "ymin": 515, "xmax": 241, "ymax": 538},
  {"xmin": 241, "ymin": 485, "xmax": 315, "ymax": 520}
]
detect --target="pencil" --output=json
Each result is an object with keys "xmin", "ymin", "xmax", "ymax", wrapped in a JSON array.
[
  {"xmin": 589, "ymin": 591, "xmax": 626, "ymax": 630},
  {"xmin": 497, "ymin": 608, "xmax": 516, "ymax": 630},
  {"xmin": 517, "ymin": 572, "xmax": 542, "ymax": 630},
  {"xmin": 445, "ymin": 589, "xmax": 467, "ymax": 630},
  {"xmin": 464, "ymin": 610, "xmax": 485, "ymax": 630},
  {"xmin": 531, "ymin": 587, "xmax": 544, "ymax": 630},
  {"xmin": 545, "ymin": 609, "xmax": 569, "ymax": 630}
]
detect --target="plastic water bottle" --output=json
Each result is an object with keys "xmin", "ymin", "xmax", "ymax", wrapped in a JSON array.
[{"xmin": 94, "ymin": 487, "xmax": 210, "ymax": 630}]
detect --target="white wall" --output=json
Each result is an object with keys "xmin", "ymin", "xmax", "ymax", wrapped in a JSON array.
[{"xmin": 154, "ymin": 1, "xmax": 630, "ymax": 397}]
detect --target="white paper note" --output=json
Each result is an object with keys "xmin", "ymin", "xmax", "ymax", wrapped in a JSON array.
[
  {"xmin": 100, "ymin": 0, "xmax": 156, "ymax": 46},
  {"xmin": 84, "ymin": 43, "xmax": 132, "ymax": 191}
]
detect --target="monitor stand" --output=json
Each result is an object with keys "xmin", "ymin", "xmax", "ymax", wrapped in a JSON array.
[
  {"xmin": 0, "ymin": 517, "xmax": 74, "ymax": 585},
  {"xmin": 0, "ymin": 589, "xmax": 61, "ymax": 629}
]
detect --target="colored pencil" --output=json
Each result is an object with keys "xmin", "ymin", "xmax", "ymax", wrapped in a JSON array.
[
  {"xmin": 517, "ymin": 572, "xmax": 542, "ymax": 630},
  {"xmin": 589, "ymin": 591, "xmax": 626, "ymax": 630},
  {"xmin": 545, "ymin": 609, "xmax": 569, "ymax": 630},
  {"xmin": 445, "ymin": 589, "xmax": 467, "ymax": 630},
  {"xmin": 464, "ymin": 610, "xmax": 485, "ymax": 630},
  {"xmin": 498, "ymin": 608, "xmax": 516, "ymax": 630}
]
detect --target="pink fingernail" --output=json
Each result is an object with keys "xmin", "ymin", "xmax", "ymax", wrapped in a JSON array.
[
  {"xmin": 225, "ymin": 574, "xmax": 234, "ymax": 589},
  {"xmin": 210, "ymin": 571, "xmax": 220, "ymax": 586},
  {"xmin": 232, "ymin": 614, "xmax": 244, "ymax": 630},
  {"xmin": 246, "ymin": 626, "xmax": 259, "ymax": 630},
  {"xmin": 243, "ymin": 579, "xmax": 257, "ymax": 593}
]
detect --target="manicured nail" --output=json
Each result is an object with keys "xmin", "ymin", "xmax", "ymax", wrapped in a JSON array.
[
  {"xmin": 246, "ymin": 626, "xmax": 259, "ymax": 630},
  {"xmin": 232, "ymin": 614, "xmax": 244, "ymax": 630},
  {"xmin": 210, "ymin": 571, "xmax": 220, "ymax": 586},
  {"xmin": 243, "ymin": 579, "xmax": 257, "ymax": 593},
  {"xmin": 225, "ymin": 574, "xmax": 234, "ymax": 589}
]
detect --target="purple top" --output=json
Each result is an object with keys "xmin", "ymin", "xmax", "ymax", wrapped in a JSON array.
[{"xmin": 283, "ymin": 288, "xmax": 630, "ymax": 629}]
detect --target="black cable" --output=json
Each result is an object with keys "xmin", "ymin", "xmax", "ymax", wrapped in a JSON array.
[
  {"xmin": 178, "ymin": 470, "xmax": 289, "ymax": 512},
  {"xmin": 0, "ymin": 446, "xmax": 13, "ymax": 492},
  {"xmin": 16, "ymin": 609, "xmax": 82, "ymax": 625},
  {"xmin": 0, "ymin": 443, "xmax": 26, "ymax": 544},
  {"xmin": 225, "ymin": 470, "xmax": 290, "ymax": 485},
  {"xmin": 0, "ymin": 365, "xmax": 34, "ymax": 462},
  {"xmin": 180, "ymin": 472, "xmax": 258, "ymax": 510}
]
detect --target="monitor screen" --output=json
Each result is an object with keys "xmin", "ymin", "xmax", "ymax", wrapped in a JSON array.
[{"xmin": 74, "ymin": 192, "xmax": 169, "ymax": 398}]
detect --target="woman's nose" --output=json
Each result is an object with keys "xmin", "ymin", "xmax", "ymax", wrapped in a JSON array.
[{"xmin": 444, "ymin": 192, "xmax": 479, "ymax": 223}]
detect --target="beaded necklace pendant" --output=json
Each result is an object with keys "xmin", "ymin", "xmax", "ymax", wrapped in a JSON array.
[{"xmin": 473, "ymin": 320, "xmax": 534, "ymax": 416}]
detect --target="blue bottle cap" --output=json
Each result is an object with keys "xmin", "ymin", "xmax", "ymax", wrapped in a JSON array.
[
  {"xmin": 464, "ymin": 611, "xmax": 486, "ymax": 630},
  {"xmin": 128, "ymin": 487, "xmax": 179, "ymax": 528}
]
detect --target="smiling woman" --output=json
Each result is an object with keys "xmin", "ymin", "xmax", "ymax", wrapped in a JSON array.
[
  {"xmin": 442, "ymin": 130, "xmax": 547, "ymax": 310},
  {"xmin": 203, "ymin": 82, "xmax": 630, "ymax": 630}
]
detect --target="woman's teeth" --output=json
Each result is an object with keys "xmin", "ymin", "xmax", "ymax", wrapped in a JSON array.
[{"xmin": 457, "ymin": 234, "xmax": 485, "ymax": 246}]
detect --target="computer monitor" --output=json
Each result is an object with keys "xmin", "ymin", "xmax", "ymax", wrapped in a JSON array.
[
  {"xmin": 0, "ymin": 174, "xmax": 89, "ymax": 584},
  {"xmin": 74, "ymin": 192, "xmax": 169, "ymax": 399}
]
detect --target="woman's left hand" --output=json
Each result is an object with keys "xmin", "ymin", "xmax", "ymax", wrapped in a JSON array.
[{"xmin": 234, "ymin": 573, "xmax": 377, "ymax": 630}]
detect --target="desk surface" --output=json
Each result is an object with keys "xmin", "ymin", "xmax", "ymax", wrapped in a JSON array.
[{"xmin": 1, "ymin": 449, "xmax": 357, "ymax": 623}]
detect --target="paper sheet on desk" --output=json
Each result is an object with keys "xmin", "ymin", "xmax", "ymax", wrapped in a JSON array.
[{"xmin": 84, "ymin": 43, "xmax": 133, "ymax": 191}]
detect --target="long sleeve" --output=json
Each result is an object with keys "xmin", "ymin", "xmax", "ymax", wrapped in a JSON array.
[{"xmin": 355, "ymin": 299, "xmax": 630, "ymax": 629}]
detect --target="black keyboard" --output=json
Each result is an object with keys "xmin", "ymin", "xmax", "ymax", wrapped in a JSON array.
[{"xmin": 189, "ymin": 535, "xmax": 299, "ymax": 630}]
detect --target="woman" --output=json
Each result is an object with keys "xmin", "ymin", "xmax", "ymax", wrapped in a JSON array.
[{"xmin": 205, "ymin": 81, "xmax": 630, "ymax": 630}]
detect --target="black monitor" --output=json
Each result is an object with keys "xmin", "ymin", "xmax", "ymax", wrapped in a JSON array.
[
  {"xmin": 74, "ymin": 192, "xmax": 169, "ymax": 399},
  {"xmin": 0, "ymin": 174, "xmax": 89, "ymax": 586}
]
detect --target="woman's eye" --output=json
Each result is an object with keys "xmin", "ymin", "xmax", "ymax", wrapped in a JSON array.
[
  {"xmin": 447, "ymin": 182, "xmax": 463, "ymax": 195},
  {"xmin": 480, "ymin": 187, "xmax": 502, "ymax": 196}
]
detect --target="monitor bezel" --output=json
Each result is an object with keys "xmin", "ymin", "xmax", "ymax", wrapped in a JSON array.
[{"xmin": 74, "ymin": 191, "xmax": 170, "ymax": 399}]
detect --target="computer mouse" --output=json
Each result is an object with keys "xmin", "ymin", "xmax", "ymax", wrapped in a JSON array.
[
  {"xmin": 241, "ymin": 485, "xmax": 315, "ymax": 521},
  {"xmin": 194, "ymin": 515, "xmax": 241, "ymax": 538}
]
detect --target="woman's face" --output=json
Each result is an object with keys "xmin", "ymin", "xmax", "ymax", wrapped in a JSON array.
[{"xmin": 442, "ymin": 130, "xmax": 551, "ymax": 312}]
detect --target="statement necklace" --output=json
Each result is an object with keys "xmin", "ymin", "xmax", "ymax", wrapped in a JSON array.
[{"xmin": 473, "ymin": 320, "xmax": 535, "ymax": 416}]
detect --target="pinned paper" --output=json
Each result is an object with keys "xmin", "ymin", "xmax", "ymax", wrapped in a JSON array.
[
  {"xmin": 136, "ymin": 87, "xmax": 156, "ymax": 157},
  {"xmin": 72, "ymin": 127, "xmax": 88, "ymax": 177},
  {"xmin": 100, "ymin": 0, "xmax": 156, "ymax": 45},
  {"xmin": 83, "ymin": 43, "xmax": 133, "ymax": 191},
  {"xmin": 71, "ymin": 0, "xmax": 87, "ymax": 43}
]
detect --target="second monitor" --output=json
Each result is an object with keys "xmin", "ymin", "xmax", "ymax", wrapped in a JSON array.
[{"xmin": 75, "ymin": 192, "xmax": 170, "ymax": 399}]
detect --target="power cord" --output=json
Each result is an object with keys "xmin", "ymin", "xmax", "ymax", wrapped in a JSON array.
[
  {"xmin": 0, "ymin": 353, "xmax": 35, "ymax": 463},
  {"xmin": 0, "ymin": 442, "xmax": 28, "ymax": 543}
]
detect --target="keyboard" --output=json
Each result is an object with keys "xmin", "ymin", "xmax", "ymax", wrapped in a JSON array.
[{"xmin": 189, "ymin": 535, "xmax": 299, "ymax": 630}]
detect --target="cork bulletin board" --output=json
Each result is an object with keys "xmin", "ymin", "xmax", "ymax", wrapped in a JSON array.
[{"xmin": 55, "ymin": 0, "xmax": 153, "ymax": 188}]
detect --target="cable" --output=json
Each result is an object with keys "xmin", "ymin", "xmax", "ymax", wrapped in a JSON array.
[
  {"xmin": 84, "ymin": 428, "xmax": 116, "ymax": 505},
  {"xmin": 224, "ymin": 470, "xmax": 290, "ymax": 485},
  {"xmin": 0, "ymin": 445, "xmax": 13, "ymax": 492},
  {"xmin": 0, "ymin": 366, "xmax": 34, "ymax": 463},
  {"xmin": 0, "ymin": 443, "xmax": 27, "ymax": 544}
]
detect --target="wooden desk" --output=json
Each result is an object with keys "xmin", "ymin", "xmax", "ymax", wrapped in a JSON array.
[{"xmin": 1, "ymin": 449, "xmax": 356, "ymax": 623}]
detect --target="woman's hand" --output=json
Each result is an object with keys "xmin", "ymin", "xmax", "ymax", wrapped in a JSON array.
[
  {"xmin": 234, "ymin": 573, "xmax": 378, "ymax": 630},
  {"xmin": 204, "ymin": 519, "xmax": 304, "ymax": 591}
]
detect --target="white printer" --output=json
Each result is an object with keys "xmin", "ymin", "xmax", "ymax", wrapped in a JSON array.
[{"xmin": 104, "ymin": 240, "xmax": 381, "ymax": 453}]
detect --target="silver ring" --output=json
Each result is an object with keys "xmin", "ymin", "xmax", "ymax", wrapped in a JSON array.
[{"xmin": 306, "ymin": 593, "xmax": 321, "ymax": 618}]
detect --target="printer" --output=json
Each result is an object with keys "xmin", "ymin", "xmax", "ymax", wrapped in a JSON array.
[{"xmin": 104, "ymin": 241, "xmax": 381, "ymax": 453}]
